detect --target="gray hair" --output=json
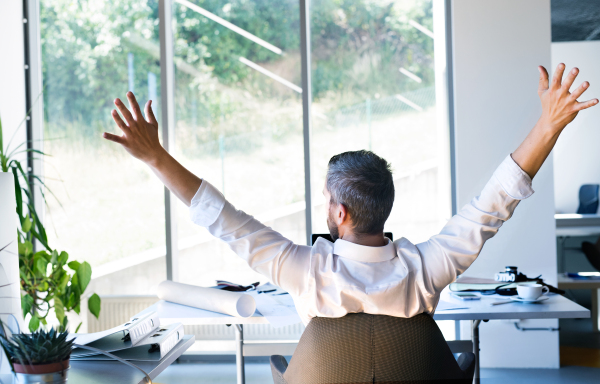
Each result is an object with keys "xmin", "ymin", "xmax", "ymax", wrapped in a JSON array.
[{"xmin": 326, "ymin": 150, "xmax": 394, "ymax": 235}]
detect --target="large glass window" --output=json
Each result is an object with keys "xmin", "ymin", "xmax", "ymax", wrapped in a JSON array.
[
  {"xmin": 41, "ymin": 0, "xmax": 166, "ymax": 295},
  {"xmin": 309, "ymin": 0, "xmax": 449, "ymax": 244},
  {"xmin": 37, "ymin": 0, "xmax": 451, "ymax": 339},
  {"xmin": 172, "ymin": 0, "xmax": 305, "ymax": 287}
]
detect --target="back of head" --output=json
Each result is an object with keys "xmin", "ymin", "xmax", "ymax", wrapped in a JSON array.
[{"xmin": 327, "ymin": 150, "xmax": 395, "ymax": 235}]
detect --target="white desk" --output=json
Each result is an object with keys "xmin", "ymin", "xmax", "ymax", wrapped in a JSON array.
[
  {"xmin": 555, "ymin": 214, "xmax": 600, "ymax": 272},
  {"xmin": 136, "ymin": 293, "xmax": 589, "ymax": 384},
  {"xmin": 136, "ymin": 300, "xmax": 269, "ymax": 384},
  {"xmin": 0, "ymin": 335, "xmax": 195, "ymax": 384},
  {"xmin": 436, "ymin": 291, "xmax": 589, "ymax": 384}
]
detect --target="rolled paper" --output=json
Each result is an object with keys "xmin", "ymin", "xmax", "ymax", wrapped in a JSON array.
[{"xmin": 157, "ymin": 280, "xmax": 256, "ymax": 318}]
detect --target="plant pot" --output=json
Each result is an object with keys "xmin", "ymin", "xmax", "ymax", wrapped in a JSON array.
[{"xmin": 13, "ymin": 359, "xmax": 69, "ymax": 384}]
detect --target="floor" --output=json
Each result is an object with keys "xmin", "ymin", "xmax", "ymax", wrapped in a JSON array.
[{"xmin": 152, "ymin": 318, "xmax": 600, "ymax": 384}]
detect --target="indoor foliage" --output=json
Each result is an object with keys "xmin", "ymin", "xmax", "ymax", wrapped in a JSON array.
[{"xmin": 0, "ymin": 114, "xmax": 101, "ymax": 332}]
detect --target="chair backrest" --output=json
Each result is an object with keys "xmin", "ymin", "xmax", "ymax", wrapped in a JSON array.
[
  {"xmin": 577, "ymin": 184, "xmax": 600, "ymax": 214},
  {"xmin": 282, "ymin": 313, "xmax": 469, "ymax": 384},
  {"xmin": 581, "ymin": 241, "xmax": 600, "ymax": 272}
]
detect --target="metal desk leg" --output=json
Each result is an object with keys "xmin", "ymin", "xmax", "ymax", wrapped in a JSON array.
[
  {"xmin": 235, "ymin": 325, "xmax": 245, "ymax": 384},
  {"xmin": 472, "ymin": 320, "xmax": 482, "ymax": 384}
]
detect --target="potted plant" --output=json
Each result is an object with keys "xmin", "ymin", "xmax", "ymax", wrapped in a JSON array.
[
  {"xmin": 0, "ymin": 113, "xmax": 101, "ymax": 332},
  {"xmin": 0, "ymin": 326, "xmax": 74, "ymax": 383}
]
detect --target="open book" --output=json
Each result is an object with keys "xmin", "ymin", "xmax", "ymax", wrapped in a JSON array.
[{"xmin": 71, "ymin": 311, "xmax": 185, "ymax": 361}]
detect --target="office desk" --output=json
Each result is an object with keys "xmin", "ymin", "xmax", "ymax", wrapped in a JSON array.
[
  {"xmin": 136, "ymin": 300, "xmax": 270, "ymax": 384},
  {"xmin": 0, "ymin": 335, "xmax": 195, "ymax": 384},
  {"xmin": 135, "ymin": 294, "xmax": 588, "ymax": 384},
  {"xmin": 436, "ymin": 291, "xmax": 589, "ymax": 384},
  {"xmin": 555, "ymin": 214, "xmax": 600, "ymax": 272},
  {"xmin": 558, "ymin": 275, "xmax": 600, "ymax": 332}
]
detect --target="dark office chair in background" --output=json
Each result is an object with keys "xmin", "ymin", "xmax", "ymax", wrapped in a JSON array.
[
  {"xmin": 581, "ymin": 239, "xmax": 600, "ymax": 272},
  {"xmin": 576, "ymin": 184, "xmax": 600, "ymax": 214},
  {"xmin": 270, "ymin": 313, "xmax": 475, "ymax": 384}
]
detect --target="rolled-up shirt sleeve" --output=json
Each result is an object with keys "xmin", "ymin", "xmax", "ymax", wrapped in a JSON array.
[
  {"xmin": 416, "ymin": 155, "xmax": 534, "ymax": 294},
  {"xmin": 189, "ymin": 180, "xmax": 311, "ymax": 296}
]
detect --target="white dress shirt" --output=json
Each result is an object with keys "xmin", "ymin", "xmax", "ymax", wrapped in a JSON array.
[{"xmin": 190, "ymin": 155, "xmax": 534, "ymax": 325}]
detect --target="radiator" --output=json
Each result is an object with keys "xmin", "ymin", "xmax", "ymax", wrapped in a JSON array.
[{"xmin": 85, "ymin": 295, "xmax": 305, "ymax": 342}]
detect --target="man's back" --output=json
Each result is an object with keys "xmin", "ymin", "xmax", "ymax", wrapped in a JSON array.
[{"xmin": 189, "ymin": 155, "xmax": 533, "ymax": 324}]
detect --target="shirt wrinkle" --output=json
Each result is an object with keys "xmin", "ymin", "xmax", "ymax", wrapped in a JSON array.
[{"xmin": 189, "ymin": 155, "xmax": 533, "ymax": 325}]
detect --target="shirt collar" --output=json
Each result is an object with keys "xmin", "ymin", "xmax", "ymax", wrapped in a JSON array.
[{"xmin": 332, "ymin": 238, "xmax": 396, "ymax": 262}]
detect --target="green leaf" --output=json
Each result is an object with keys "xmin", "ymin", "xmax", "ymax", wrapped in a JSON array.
[
  {"xmin": 21, "ymin": 215, "xmax": 32, "ymax": 233},
  {"xmin": 11, "ymin": 167, "xmax": 23, "ymax": 219},
  {"xmin": 66, "ymin": 292, "xmax": 75, "ymax": 309},
  {"xmin": 58, "ymin": 251, "xmax": 68, "ymax": 265},
  {"xmin": 74, "ymin": 322, "xmax": 82, "ymax": 334},
  {"xmin": 50, "ymin": 250, "xmax": 59, "ymax": 264},
  {"xmin": 77, "ymin": 262, "xmax": 92, "ymax": 293},
  {"xmin": 71, "ymin": 274, "xmax": 79, "ymax": 293},
  {"xmin": 59, "ymin": 273, "xmax": 69, "ymax": 291},
  {"xmin": 35, "ymin": 257, "xmax": 49, "ymax": 276},
  {"xmin": 54, "ymin": 297, "xmax": 65, "ymax": 324},
  {"xmin": 21, "ymin": 294, "xmax": 33, "ymax": 318},
  {"xmin": 28, "ymin": 315, "xmax": 40, "ymax": 332},
  {"xmin": 67, "ymin": 261, "xmax": 80, "ymax": 271},
  {"xmin": 88, "ymin": 294, "xmax": 101, "ymax": 319},
  {"xmin": 18, "ymin": 240, "xmax": 33, "ymax": 257}
]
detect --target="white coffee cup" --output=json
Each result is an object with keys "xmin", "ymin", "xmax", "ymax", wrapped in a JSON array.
[{"xmin": 516, "ymin": 284, "xmax": 549, "ymax": 300}]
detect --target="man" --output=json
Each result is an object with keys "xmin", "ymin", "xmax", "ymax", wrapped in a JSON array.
[{"xmin": 104, "ymin": 64, "xmax": 597, "ymax": 324}]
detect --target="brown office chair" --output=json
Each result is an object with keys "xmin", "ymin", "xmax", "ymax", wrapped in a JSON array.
[{"xmin": 270, "ymin": 312, "xmax": 475, "ymax": 384}]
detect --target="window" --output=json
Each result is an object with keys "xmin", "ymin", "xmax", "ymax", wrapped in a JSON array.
[
  {"xmin": 41, "ymin": 0, "xmax": 166, "ymax": 295},
  {"xmin": 171, "ymin": 0, "xmax": 305, "ymax": 287},
  {"xmin": 37, "ymin": 0, "xmax": 451, "ymax": 336},
  {"xmin": 310, "ymin": 0, "xmax": 449, "ymax": 243}
]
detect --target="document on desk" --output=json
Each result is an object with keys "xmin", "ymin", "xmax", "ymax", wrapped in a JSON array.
[
  {"xmin": 248, "ymin": 283, "xmax": 301, "ymax": 328},
  {"xmin": 157, "ymin": 280, "xmax": 256, "ymax": 318},
  {"xmin": 72, "ymin": 323, "xmax": 184, "ymax": 361}
]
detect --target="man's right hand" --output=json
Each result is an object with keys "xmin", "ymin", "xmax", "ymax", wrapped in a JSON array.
[
  {"xmin": 103, "ymin": 92, "xmax": 202, "ymax": 206},
  {"xmin": 103, "ymin": 91, "xmax": 166, "ymax": 167}
]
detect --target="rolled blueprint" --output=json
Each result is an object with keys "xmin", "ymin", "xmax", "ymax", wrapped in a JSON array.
[{"xmin": 157, "ymin": 280, "xmax": 256, "ymax": 318}]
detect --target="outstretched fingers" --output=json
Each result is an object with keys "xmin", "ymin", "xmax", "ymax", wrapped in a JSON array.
[
  {"xmin": 570, "ymin": 81, "xmax": 590, "ymax": 100},
  {"xmin": 561, "ymin": 67, "xmax": 579, "ymax": 92},
  {"xmin": 144, "ymin": 100, "xmax": 158, "ymax": 126},
  {"xmin": 126, "ymin": 92, "xmax": 143, "ymax": 121},
  {"xmin": 111, "ymin": 109, "xmax": 130, "ymax": 133},
  {"xmin": 575, "ymin": 98, "xmax": 599, "ymax": 112},
  {"xmin": 538, "ymin": 66, "xmax": 549, "ymax": 93},
  {"xmin": 103, "ymin": 132, "xmax": 126, "ymax": 144},
  {"xmin": 114, "ymin": 98, "xmax": 134, "ymax": 124},
  {"xmin": 551, "ymin": 63, "xmax": 566, "ymax": 90}
]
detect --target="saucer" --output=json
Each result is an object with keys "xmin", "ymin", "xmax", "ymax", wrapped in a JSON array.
[{"xmin": 510, "ymin": 296, "xmax": 549, "ymax": 304}]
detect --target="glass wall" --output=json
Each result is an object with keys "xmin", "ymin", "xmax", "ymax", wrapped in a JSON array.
[
  {"xmin": 37, "ymin": 0, "xmax": 450, "ymax": 337},
  {"xmin": 40, "ymin": 0, "xmax": 166, "ymax": 295},
  {"xmin": 172, "ymin": 0, "xmax": 305, "ymax": 287},
  {"xmin": 309, "ymin": 0, "xmax": 449, "ymax": 244}
]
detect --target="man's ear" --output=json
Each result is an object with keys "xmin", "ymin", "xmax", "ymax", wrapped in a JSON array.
[{"xmin": 337, "ymin": 203, "xmax": 349, "ymax": 225}]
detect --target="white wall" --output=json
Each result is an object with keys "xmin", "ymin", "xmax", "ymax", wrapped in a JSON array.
[
  {"xmin": 452, "ymin": 0, "xmax": 559, "ymax": 368},
  {"xmin": 0, "ymin": 1, "xmax": 27, "ymax": 154},
  {"xmin": 552, "ymin": 41, "xmax": 600, "ymax": 213}
]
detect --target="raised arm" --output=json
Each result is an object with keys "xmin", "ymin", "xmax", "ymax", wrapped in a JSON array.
[
  {"xmin": 512, "ymin": 64, "xmax": 598, "ymax": 178},
  {"xmin": 417, "ymin": 64, "xmax": 598, "ymax": 295},
  {"xmin": 103, "ymin": 92, "xmax": 311, "ymax": 294},
  {"xmin": 103, "ymin": 92, "xmax": 201, "ymax": 206}
]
